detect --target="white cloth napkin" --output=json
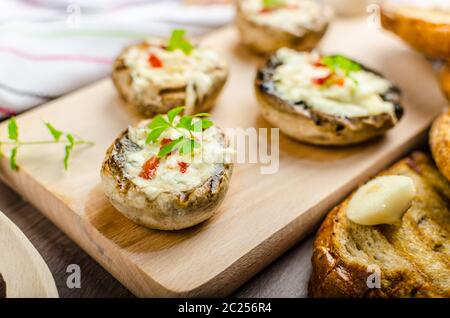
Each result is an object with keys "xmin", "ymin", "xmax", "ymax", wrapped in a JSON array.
[{"xmin": 0, "ymin": 0, "xmax": 234, "ymax": 118}]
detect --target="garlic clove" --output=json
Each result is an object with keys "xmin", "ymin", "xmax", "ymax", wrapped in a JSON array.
[{"xmin": 346, "ymin": 175, "xmax": 416, "ymax": 226}]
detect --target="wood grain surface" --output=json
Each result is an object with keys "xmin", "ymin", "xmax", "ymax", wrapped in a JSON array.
[
  {"xmin": 0, "ymin": 18, "xmax": 446, "ymax": 297},
  {"xmin": 0, "ymin": 179, "xmax": 313, "ymax": 297}
]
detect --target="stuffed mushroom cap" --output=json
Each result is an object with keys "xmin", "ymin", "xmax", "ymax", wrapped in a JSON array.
[
  {"xmin": 255, "ymin": 48, "xmax": 404, "ymax": 146},
  {"xmin": 236, "ymin": 0, "xmax": 333, "ymax": 55},
  {"xmin": 101, "ymin": 117, "xmax": 234, "ymax": 230},
  {"xmin": 112, "ymin": 36, "xmax": 228, "ymax": 117}
]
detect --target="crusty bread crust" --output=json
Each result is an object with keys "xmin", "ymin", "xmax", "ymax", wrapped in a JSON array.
[
  {"xmin": 309, "ymin": 152, "xmax": 450, "ymax": 298},
  {"xmin": 380, "ymin": 4, "xmax": 450, "ymax": 59},
  {"xmin": 430, "ymin": 110, "xmax": 450, "ymax": 182}
]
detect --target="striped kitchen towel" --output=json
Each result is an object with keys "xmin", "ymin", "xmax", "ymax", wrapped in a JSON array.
[{"xmin": 0, "ymin": 0, "xmax": 234, "ymax": 118}]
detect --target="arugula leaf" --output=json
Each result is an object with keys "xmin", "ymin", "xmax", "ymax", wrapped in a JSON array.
[
  {"xmin": 167, "ymin": 106, "xmax": 184, "ymax": 124},
  {"xmin": 10, "ymin": 147, "xmax": 18, "ymax": 170},
  {"xmin": 158, "ymin": 137, "xmax": 183, "ymax": 157},
  {"xmin": 45, "ymin": 122, "xmax": 63, "ymax": 141},
  {"xmin": 64, "ymin": 134, "xmax": 75, "ymax": 170},
  {"xmin": 167, "ymin": 29, "xmax": 193, "ymax": 55},
  {"xmin": 262, "ymin": 0, "xmax": 285, "ymax": 9},
  {"xmin": 145, "ymin": 126, "xmax": 166, "ymax": 144},
  {"xmin": 8, "ymin": 117, "xmax": 18, "ymax": 141},
  {"xmin": 322, "ymin": 55, "xmax": 361, "ymax": 76},
  {"xmin": 148, "ymin": 114, "xmax": 170, "ymax": 130}
]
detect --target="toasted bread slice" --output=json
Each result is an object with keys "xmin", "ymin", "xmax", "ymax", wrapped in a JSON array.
[
  {"xmin": 381, "ymin": 3, "xmax": 450, "ymax": 59},
  {"xmin": 309, "ymin": 152, "xmax": 450, "ymax": 298},
  {"xmin": 430, "ymin": 110, "xmax": 450, "ymax": 182}
]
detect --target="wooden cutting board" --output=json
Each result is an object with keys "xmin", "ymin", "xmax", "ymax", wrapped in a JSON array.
[
  {"xmin": 0, "ymin": 18, "xmax": 446, "ymax": 297},
  {"xmin": 0, "ymin": 211, "xmax": 58, "ymax": 298}
]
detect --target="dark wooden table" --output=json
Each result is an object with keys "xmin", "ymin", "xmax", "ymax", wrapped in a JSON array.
[{"xmin": 0, "ymin": 180, "xmax": 314, "ymax": 298}]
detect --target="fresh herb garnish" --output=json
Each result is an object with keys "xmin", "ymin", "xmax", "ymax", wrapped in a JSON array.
[
  {"xmin": 262, "ymin": 0, "xmax": 285, "ymax": 9},
  {"xmin": 0, "ymin": 117, "xmax": 94, "ymax": 171},
  {"xmin": 322, "ymin": 55, "xmax": 361, "ymax": 76},
  {"xmin": 145, "ymin": 106, "xmax": 213, "ymax": 157},
  {"xmin": 321, "ymin": 55, "xmax": 361, "ymax": 85},
  {"xmin": 167, "ymin": 29, "xmax": 193, "ymax": 55}
]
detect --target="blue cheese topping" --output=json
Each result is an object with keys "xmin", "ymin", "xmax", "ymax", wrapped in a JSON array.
[
  {"xmin": 123, "ymin": 39, "xmax": 227, "ymax": 114},
  {"xmin": 272, "ymin": 48, "xmax": 396, "ymax": 118},
  {"xmin": 124, "ymin": 119, "xmax": 233, "ymax": 200},
  {"xmin": 241, "ymin": 0, "xmax": 332, "ymax": 35}
]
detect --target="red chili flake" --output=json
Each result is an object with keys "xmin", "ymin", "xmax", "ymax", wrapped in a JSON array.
[
  {"xmin": 160, "ymin": 138, "xmax": 173, "ymax": 146},
  {"xmin": 178, "ymin": 161, "xmax": 189, "ymax": 174},
  {"xmin": 148, "ymin": 53, "xmax": 163, "ymax": 68},
  {"xmin": 313, "ymin": 61, "xmax": 326, "ymax": 68},
  {"xmin": 335, "ymin": 78, "xmax": 345, "ymax": 86},
  {"xmin": 139, "ymin": 156, "xmax": 160, "ymax": 180},
  {"xmin": 259, "ymin": 8, "xmax": 273, "ymax": 13},
  {"xmin": 312, "ymin": 73, "xmax": 333, "ymax": 85}
]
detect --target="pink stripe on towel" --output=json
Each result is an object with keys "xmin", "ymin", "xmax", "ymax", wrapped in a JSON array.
[{"xmin": 0, "ymin": 46, "xmax": 113, "ymax": 65}]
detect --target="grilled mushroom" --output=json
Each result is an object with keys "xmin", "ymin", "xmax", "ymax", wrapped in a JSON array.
[
  {"xmin": 101, "ymin": 117, "xmax": 233, "ymax": 230},
  {"xmin": 255, "ymin": 48, "xmax": 403, "ymax": 146},
  {"xmin": 235, "ymin": 0, "xmax": 333, "ymax": 55},
  {"xmin": 112, "ymin": 34, "xmax": 228, "ymax": 118}
]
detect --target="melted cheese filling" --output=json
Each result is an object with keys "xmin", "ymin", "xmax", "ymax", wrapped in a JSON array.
[
  {"xmin": 123, "ymin": 119, "xmax": 233, "ymax": 200},
  {"xmin": 241, "ymin": 0, "xmax": 331, "ymax": 34},
  {"xmin": 273, "ymin": 48, "xmax": 395, "ymax": 118},
  {"xmin": 123, "ymin": 39, "xmax": 227, "ymax": 113}
]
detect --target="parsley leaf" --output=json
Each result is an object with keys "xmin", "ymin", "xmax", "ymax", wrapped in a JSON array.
[
  {"xmin": 321, "ymin": 55, "xmax": 361, "ymax": 76},
  {"xmin": 192, "ymin": 113, "xmax": 211, "ymax": 118},
  {"xmin": 146, "ymin": 126, "xmax": 166, "ymax": 144},
  {"xmin": 45, "ymin": 122, "xmax": 63, "ymax": 141},
  {"xmin": 1, "ymin": 120, "xmax": 93, "ymax": 172},
  {"xmin": 10, "ymin": 147, "xmax": 18, "ymax": 171},
  {"xmin": 146, "ymin": 107, "xmax": 215, "ymax": 157},
  {"xmin": 8, "ymin": 117, "xmax": 18, "ymax": 141},
  {"xmin": 158, "ymin": 137, "xmax": 183, "ymax": 157},
  {"xmin": 176, "ymin": 116, "xmax": 193, "ymax": 130},
  {"xmin": 147, "ymin": 114, "xmax": 170, "ymax": 130},
  {"xmin": 201, "ymin": 118, "xmax": 214, "ymax": 130},
  {"xmin": 167, "ymin": 29, "xmax": 193, "ymax": 55},
  {"xmin": 262, "ymin": 0, "xmax": 285, "ymax": 9},
  {"xmin": 64, "ymin": 133, "xmax": 75, "ymax": 171},
  {"xmin": 167, "ymin": 106, "xmax": 184, "ymax": 124},
  {"xmin": 179, "ymin": 138, "xmax": 200, "ymax": 156}
]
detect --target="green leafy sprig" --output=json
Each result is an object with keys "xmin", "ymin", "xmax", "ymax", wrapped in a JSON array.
[
  {"xmin": 146, "ymin": 106, "xmax": 213, "ymax": 158},
  {"xmin": 1, "ymin": 117, "xmax": 94, "ymax": 171},
  {"xmin": 321, "ymin": 55, "xmax": 361, "ymax": 84},
  {"xmin": 167, "ymin": 29, "xmax": 193, "ymax": 55},
  {"xmin": 262, "ymin": 0, "xmax": 285, "ymax": 9}
]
